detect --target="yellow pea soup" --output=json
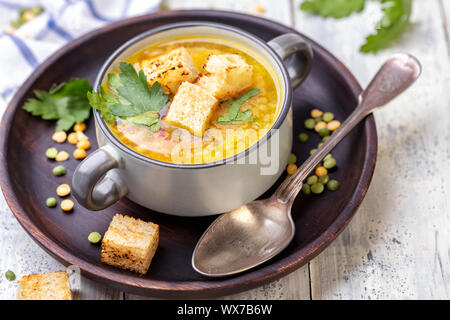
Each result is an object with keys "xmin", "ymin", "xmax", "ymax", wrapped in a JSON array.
[{"xmin": 106, "ymin": 37, "xmax": 282, "ymax": 164}]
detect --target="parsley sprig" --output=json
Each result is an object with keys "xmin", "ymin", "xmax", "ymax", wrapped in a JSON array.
[
  {"xmin": 300, "ymin": 0, "xmax": 413, "ymax": 53},
  {"xmin": 88, "ymin": 62, "xmax": 169, "ymax": 132},
  {"xmin": 300, "ymin": 0, "xmax": 365, "ymax": 18},
  {"xmin": 361, "ymin": 0, "xmax": 412, "ymax": 53},
  {"xmin": 217, "ymin": 88, "xmax": 260, "ymax": 124},
  {"xmin": 23, "ymin": 78, "xmax": 92, "ymax": 131}
]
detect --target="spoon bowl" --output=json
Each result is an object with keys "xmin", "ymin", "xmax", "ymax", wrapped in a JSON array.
[{"xmin": 192, "ymin": 198, "xmax": 294, "ymax": 276}]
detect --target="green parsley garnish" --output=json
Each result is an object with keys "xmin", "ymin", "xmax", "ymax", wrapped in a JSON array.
[
  {"xmin": 127, "ymin": 111, "xmax": 161, "ymax": 132},
  {"xmin": 217, "ymin": 88, "xmax": 260, "ymax": 124},
  {"xmin": 88, "ymin": 62, "xmax": 168, "ymax": 132},
  {"xmin": 23, "ymin": 78, "xmax": 92, "ymax": 131},
  {"xmin": 87, "ymin": 87, "xmax": 116, "ymax": 123},
  {"xmin": 300, "ymin": 0, "xmax": 413, "ymax": 53},
  {"xmin": 360, "ymin": 0, "xmax": 412, "ymax": 53},
  {"xmin": 300, "ymin": 0, "xmax": 365, "ymax": 18},
  {"xmin": 11, "ymin": 7, "xmax": 44, "ymax": 29}
]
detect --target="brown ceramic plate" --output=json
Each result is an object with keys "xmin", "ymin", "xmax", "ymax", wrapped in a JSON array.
[{"xmin": 0, "ymin": 10, "xmax": 377, "ymax": 298}]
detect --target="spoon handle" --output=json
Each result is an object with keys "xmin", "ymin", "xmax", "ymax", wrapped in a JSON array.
[{"xmin": 275, "ymin": 53, "xmax": 421, "ymax": 204}]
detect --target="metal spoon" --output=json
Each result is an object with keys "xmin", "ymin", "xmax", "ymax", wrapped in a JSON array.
[{"xmin": 192, "ymin": 53, "xmax": 422, "ymax": 277}]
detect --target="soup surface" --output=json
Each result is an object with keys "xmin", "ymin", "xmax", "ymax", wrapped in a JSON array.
[{"xmin": 105, "ymin": 37, "xmax": 281, "ymax": 164}]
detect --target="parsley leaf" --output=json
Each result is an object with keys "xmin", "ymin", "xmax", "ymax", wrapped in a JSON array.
[
  {"xmin": 87, "ymin": 88, "xmax": 116, "ymax": 123},
  {"xmin": 360, "ymin": 0, "xmax": 412, "ymax": 53},
  {"xmin": 11, "ymin": 7, "xmax": 44, "ymax": 29},
  {"xmin": 300, "ymin": 0, "xmax": 365, "ymax": 18},
  {"xmin": 217, "ymin": 88, "xmax": 260, "ymax": 124},
  {"xmin": 23, "ymin": 90, "xmax": 61, "ymax": 120},
  {"xmin": 300, "ymin": 0, "xmax": 413, "ymax": 53},
  {"xmin": 108, "ymin": 62, "xmax": 168, "ymax": 117},
  {"xmin": 128, "ymin": 111, "xmax": 160, "ymax": 132},
  {"xmin": 88, "ymin": 62, "xmax": 168, "ymax": 129},
  {"xmin": 23, "ymin": 78, "xmax": 92, "ymax": 131}
]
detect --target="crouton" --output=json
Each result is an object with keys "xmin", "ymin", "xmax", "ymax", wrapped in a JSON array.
[
  {"xmin": 196, "ymin": 54, "xmax": 253, "ymax": 100},
  {"xmin": 164, "ymin": 82, "xmax": 218, "ymax": 136},
  {"xmin": 141, "ymin": 47, "xmax": 198, "ymax": 94},
  {"xmin": 17, "ymin": 271, "xmax": 72, "ymax": 300},
  {"xmin": 101, "ymin": 214, "xmax": 159, "ymax": 275}
]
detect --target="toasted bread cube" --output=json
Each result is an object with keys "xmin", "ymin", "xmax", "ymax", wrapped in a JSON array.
[
  {"xmin": 141, "ymin": 47, "xmax": 198, "ymax": 94},
  {"xmin": 196, "ymin": 54, "xmax": 253, "ymax": 100},
  {"xmin": 17, "ymin": 271, "xmax": 72, "ymax": 300},
  {"xmin": 164, "ymin": 82, "xmax": 218, "ymax": 136},
  {"xmin": 101, "ymin": 214, "xmax": 159, "ymax": 275}
]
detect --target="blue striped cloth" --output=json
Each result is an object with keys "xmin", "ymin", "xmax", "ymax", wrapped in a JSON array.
[{"xmin": 0, "ymin": 0, "xmax": 160, "ymax": 109}]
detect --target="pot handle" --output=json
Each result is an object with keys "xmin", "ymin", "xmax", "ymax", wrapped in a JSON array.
[
  {"xmin": 267, "ymin": 33, "xmax": 313, "ymax": 89},
  {"xmin": 72, "ymin": 144, "xmax": 128, "ymax": 211}
]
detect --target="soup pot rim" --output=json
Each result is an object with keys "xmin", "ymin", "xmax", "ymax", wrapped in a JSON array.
[{"xmin": 93, "ymin": 21, "xmax": 292, "ymax": 169}]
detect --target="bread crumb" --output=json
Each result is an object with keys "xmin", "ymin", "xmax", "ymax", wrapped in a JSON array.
[
  {"xmin": 17, "ymin": 271, "xmax": 72, "ymax": 300},
  {"xmin": 101, "ymin": 214, "xmax": 159, "ymax": 275}
]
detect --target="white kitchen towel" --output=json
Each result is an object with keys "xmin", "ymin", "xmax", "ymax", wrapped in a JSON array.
[{"xmin": 0, "ymin": 0, "xmax": 160, "ymax": 108}]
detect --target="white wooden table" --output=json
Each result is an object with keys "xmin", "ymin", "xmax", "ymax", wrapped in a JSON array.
[{"xmin": 0, "ymin": 0, "xmax": 449, "ymax": 300}]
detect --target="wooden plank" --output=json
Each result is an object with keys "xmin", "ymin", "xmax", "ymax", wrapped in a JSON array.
[
  {"xmin": 127, "ymin": 0, "xmax": 311, "ymax": 301},
  {"xmin": 440, "ymin": 0, "xmax": 450, "ymax": 52},
  {"xmin": 0, "ymin": 192, "xmax": 122, "ymax": 300},
  {"xmin": 223, "ymin": 265, "xmax": 310, "ymax": 300},
  {"xmin": 294, "ymin": 0, "xmax": 450, "ymax": 299},
  {"xmin": 164, "ymin": 0, "xmax": 294, "ymax": 26}
]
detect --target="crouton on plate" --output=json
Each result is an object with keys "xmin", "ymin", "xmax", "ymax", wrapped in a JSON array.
[
  {"xmin": 196, "ymin": 54, "xmax": 253, "ymax": 100},
  {"xmin": 17, "ymin": 271, "xmax": 72, "ymax": 300},
  {"xmin": 164, "ymin": 82, "xmax": 218, "ymax": 136},
  {"xmin": 101, "ymin": 214, "xmax": 159, "ymax": 275},
  {"xmin": 141, "ymin": 47, "xmax": 198, "ymax": 94}
]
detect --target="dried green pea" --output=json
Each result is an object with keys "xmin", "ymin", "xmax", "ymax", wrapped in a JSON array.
[
  {"xmin": 311, "ymin": 182, "xmax": 324, "ymax": 194},
  {"xmin": 46, "ymin": 197, "xmax": 57, "ymax": 208},
  {"xmin": 302, "ymin": 184, "xmax": 311, "ymax": 195},
  {"xmin": 52, "ymin": 165, "xmax": 66, "ymax": 176},
  {"xmin": 88, "ymin": 232, "xmax": 102, "ymax": 244},
  {"xmin": 298, "ymin": 133, "xmax": 309, "ymax": 143},
  {"xmin": 45, "ymin": 147, "xmax": 58, "ymax": 159},
  {"xmin": 323, "ymin": 112, "xmax": 334, "ymax": 122},
  {"xmin": 5, "ymin": 270, "xmax": 15, "ymax": 281},
  {"xmin": 306, "ymin": 175, "xmax": 318, "ymax": 185},
  {"xmin": 327, "ymin": 179, "xmax": 340, "ymax": 191},
  {"xmin": 304, "ymin": 118, "xmax": 315, "ymax": 130},
  {"xmin": 318, "ymin": 128, "xmax": 330, "ymax": 138},
  {"xmin": 324, "ymin": 157, "xmax": 337, "ymax": 169},
  {"xmin": 288, "ymin": 153, "xmax": 297, "ymax": 165},
  {"xmin": 319, "ymin": 174, "xmax": 329, "ymax": 184}
]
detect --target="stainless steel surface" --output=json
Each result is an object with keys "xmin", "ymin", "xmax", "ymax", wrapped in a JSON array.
[{"xmin": 192, "ymin": 53, "xmax": 422, "ymax": 276}]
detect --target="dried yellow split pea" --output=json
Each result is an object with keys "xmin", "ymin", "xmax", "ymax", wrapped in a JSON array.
[
  {"xmin": 55, "ymin": 151, "xmax": 69, "ymax": 161},
  {"xmin": 76, "ymin": 140, "xmax": 90, "ymax": 150},
  {"xmin": 61, "ymin": 199, "xmax": 74, "ymax": 212},
  {"xmin": 52, "ymin": 131, "xmax": 67, "ymax": 143},
  {"xmin": 311, "ymin": 109, "xmax": 323, "ymax": 118},
  {"xmin": 73, "ymin": 148, "xmax": 86, "ymax": 159},
  {"xmin": 67, "ymin": 132, "xmax": 78, "ymax": 144},
  {"xmin": 56, "ymin": 184, "xmax": 71, "ymax": 197},
  {"xmin": 73, "ymin": 123, "xmax": 86, "ymax": 132}
]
